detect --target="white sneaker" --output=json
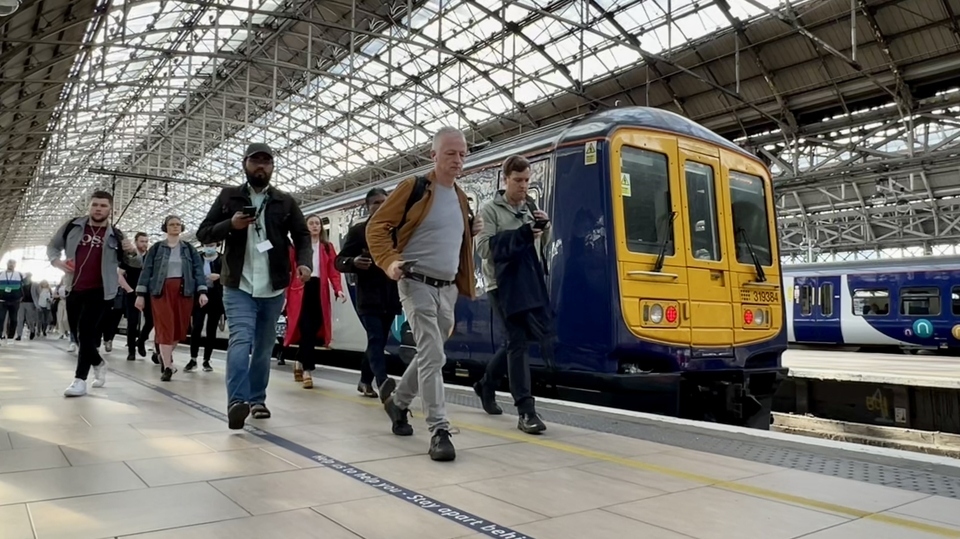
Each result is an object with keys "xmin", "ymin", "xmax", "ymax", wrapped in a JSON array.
[
  {"xmin": 68, "ymin": 343, "xmax": 77, "ymax": 353},
  {"xmin": 104, "ymin": 340, "xmax": 113, "ymax": 352},
  {"xmin": 92, "ymin": 359, "xmax": 108, "ymax": 388},
  {"xmin": 64, "ymin": 378, "xmax": 87, "ymax": 397}
]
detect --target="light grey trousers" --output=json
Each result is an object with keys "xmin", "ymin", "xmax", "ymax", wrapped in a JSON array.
[
  {"xmin": 17, "ymin": 302, "xmax": 38, "ymax": 338},
  {"xmin": 393, "ymin": 278, "xmax": 458, "ymax": 433}
]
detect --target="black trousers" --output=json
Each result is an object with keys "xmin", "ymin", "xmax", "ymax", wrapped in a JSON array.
[
  {"xmin": 136, "ymin": 296, "xmax": 156, "ymax": 350},
  {"xmin": 296, "ymin": 277, "xmax": 324, "ymax": 371},
  {"xmin": 190, "ymin": 300, "xmax": 223, "ymax": 361},
  {"xmin": 66, "ymin": 288, "xmax": 109, "ymax": 380},
  {"xmin": 102, "ymin": 302, "xmax": 125, "ymax": 343},
  {"xmin": 480, "ymin": 289, "xmax": 554, "ymax": 415},
  {"xmin": 1, "ymin": 300, "xmax": 19, "ymax": 338},
  {"xmin": 124, "ymin": 292, "xmax": 141, "ymax": 351}
]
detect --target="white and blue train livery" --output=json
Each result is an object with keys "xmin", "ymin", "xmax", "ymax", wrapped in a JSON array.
[{"xmin": 783, "ymin": 256, "xmax": 960, "ymax": 352}]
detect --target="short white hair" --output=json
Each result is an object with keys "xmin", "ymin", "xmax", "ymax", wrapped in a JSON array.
[{"xmin": 432, "ymin": 126, "xmax": 465, "ymax": 152}]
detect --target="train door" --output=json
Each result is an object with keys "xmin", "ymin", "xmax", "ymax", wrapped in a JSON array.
[
  {"xmin": 677, "ymin": 144, "xmax": 733, "ymax": 346},
  {"xmin": 792, "ymin": 276, "xmax": 842, "ymax": 343}
]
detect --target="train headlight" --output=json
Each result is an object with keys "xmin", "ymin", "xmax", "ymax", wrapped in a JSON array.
[
  {"xmin": 650, "ymin": 304, "xmax": 664, "ymax": 324},
  {"xmin": 754, "ymin": 309, "xmax": 764, "ymax": 325}
]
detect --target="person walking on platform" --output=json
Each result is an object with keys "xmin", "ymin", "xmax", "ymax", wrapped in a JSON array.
[
  {"xmin": 16, "ymin": 272, "xmax": 40, "ymax": 340},
  {"xmin": 0, "ymin": 260, "xmax": 24, "ymax": 341},
  {"xmin": 283, "ymin": 217, "xmax": 345, "ymax": 389},
  {"xmin": 47, "ymin": 190, "xmax": 138, "ymax": 397},
  {"xmin": 36, "ymin": 281, "xmax": 53, "ymax": 337},
  {"xmin": 366, "ymin": 126, "xmax": 483, "ymax": 461},
  {"xmin": 474, "ymin": 155, "xmax": 552, "ymax": 434},
  {"xmin": 186, "ymin": 242, "xmax": 224, "ymax": 373},
  {"xmin": 197, "ymin": 142, "xmax": 312, "ymax": 430},
  {"xmin": 118, "ymin": 232, "xmax": 150, "ymax": 361},
  {"xmin": 135, "ymin": 216, "xmax": 208, "ymax": 382},
  {"xmin": 336, "ymin": 187, "xmax": 401, "ymax": 399}
]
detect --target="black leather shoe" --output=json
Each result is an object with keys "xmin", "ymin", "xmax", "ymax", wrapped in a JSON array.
[
  {"xmin": 384, "ymin": 395, "xmax": 413, "ymax": 436},
  {"xmin": 518, "ymin": 412, "xmax": 547, "ymax": 434},
  {"xmin": 473, "ymin": 381, "xmax": 502, "ymax": 415},
  {"xmin": 429, "ymin": 429, "xmax": 456, "ymax": 461}
]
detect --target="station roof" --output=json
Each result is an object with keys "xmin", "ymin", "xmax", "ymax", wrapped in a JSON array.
[{"xmin": 1, "ymin": 0, "xmax": 959, "ymax": 256}]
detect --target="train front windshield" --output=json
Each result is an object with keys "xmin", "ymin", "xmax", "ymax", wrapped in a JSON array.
[{"xmin": 729, "ymin": 170, "xmax": 773, "ymax": 267}]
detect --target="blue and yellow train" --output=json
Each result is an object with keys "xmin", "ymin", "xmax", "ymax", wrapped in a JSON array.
[{"xmin": 295, "ymin": 107, "xmax": 787, "ymax": 428}]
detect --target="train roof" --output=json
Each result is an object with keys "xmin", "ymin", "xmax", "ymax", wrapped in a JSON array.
[
  {"xmin": 301, "ymin": 106, "xmax": 758, "ymax": 214},
  {"xmin": 782, "ymin": 255, "xmax": 960, "ymax": 276}
]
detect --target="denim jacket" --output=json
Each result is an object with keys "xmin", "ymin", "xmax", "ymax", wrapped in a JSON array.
[{"xmin": 136, "ymin": 241, "xmax": 208, "ymax": 298}]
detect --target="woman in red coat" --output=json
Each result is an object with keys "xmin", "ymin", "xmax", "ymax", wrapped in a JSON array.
[{"xmin": 284, "ymin": 215, "xmax": 345, "ymax": 389}]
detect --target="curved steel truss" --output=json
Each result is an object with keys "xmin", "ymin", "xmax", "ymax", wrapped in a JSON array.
[{"xmin": 1, "ymin": 0, "xmax": 960, "ymax": 257}]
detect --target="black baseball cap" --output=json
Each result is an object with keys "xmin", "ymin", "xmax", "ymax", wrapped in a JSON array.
[{"xmin": 244, "ymin": 143, "xmax": 274, "ymax": 159}]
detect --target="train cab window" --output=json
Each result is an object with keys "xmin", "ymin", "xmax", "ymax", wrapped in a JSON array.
[
  {"xmin": 852, "ymin": 288, "xmax": 889, "ymax": 316},
  {"xmin": 820, "ymin": 282, "xmax": 834, "ymax": 316},
  {"xmin": 900, "ymin": 286, "xmax": 941, "ymax": 316},
  {"xmin": 684, "ymin": 161, "xmax": 720, "ymax": 261},
  {"xmin": 799, "ymin": 284, "xmax": 813, "ymax": 316},
  {"xmin": 729, "ymin": 171, "xmax": 772, "ymax": 267},
  {"xmin": 952, "ymin": 287, "xmax": 960, "ymax": 316},
  {"xmin": 620, "ymin": 147, "xmax": 672, "ymax": 256}
]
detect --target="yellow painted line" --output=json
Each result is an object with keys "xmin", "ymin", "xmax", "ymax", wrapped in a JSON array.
[{"xmin": 316, "ymin": 387, "xmax": 960, "ymax": 537}]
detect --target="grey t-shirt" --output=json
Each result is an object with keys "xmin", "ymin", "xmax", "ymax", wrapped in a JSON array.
[
  {"xmin": 403, "ymin": 183, "xmax": 465, "ymax": 281},
  {"xmin": 167, "ymin": 245, "xmax": 183, "ymax": 279}
]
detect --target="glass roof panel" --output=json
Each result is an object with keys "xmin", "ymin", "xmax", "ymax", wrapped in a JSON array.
[{"xmin": 17, "ymin": 0, "xmax": 786, "ymax": 249}]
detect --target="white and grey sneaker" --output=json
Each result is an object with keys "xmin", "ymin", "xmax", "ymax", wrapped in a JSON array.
[
  {"xmin": 91, "ymin": 359, "xmax": 108, "ymax": 388},
  {"xmin": 64, "ymin": 379, "xmax": 87, "ymax": 397},
  {"xmin": 68, "ymin": 343, "xmax": 77, "ymax": 353}
]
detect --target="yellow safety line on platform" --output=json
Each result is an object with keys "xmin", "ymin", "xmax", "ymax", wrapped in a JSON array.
[{"xmin": 316, "ymin": 388, "xmax": 960, "ymax": 538}]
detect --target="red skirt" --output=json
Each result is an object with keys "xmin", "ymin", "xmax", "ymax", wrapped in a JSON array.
[{"xmin": 151, "ymin": 278, "xmax": 194, "ymax": 345}]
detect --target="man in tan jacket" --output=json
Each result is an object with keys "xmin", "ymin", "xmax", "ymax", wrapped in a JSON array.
[{"xmin": 366, "ymin": 126, "xmax": 482, "ymax": 461}]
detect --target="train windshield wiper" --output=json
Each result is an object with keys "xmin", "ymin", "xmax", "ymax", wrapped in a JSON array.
[
  {"xmin": 737, "ymin": 227, "xmax": 767, "ymax": 283},
  {"xmin": 652, "ymin": 211, "xmax": 677, "ymax": 273}
]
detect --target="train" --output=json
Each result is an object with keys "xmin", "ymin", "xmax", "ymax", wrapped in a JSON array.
[
  {"xmin": 291, "ymin": 106, "xmax": 787, "ymax": 428},
  {"xmin": 784, "ymin": 256, "xmax": 960, "ymax": 353}
]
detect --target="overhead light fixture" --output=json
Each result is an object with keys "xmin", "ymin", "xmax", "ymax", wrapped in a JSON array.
[{"xmin": 0, "ymin": 0, "xmax": 20, "ymax": 16}]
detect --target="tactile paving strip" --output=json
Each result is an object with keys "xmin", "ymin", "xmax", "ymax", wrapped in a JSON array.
[{"xmin": 313, "ymin": 368, "xmax": 960, "ymax": 499}]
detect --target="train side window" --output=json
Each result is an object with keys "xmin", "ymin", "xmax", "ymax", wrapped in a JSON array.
[
  {"xmin": 621, "ymin": 147, "xmax": 671, "ymax": 255},
  {"xmin": 684, "ymin": 161, "xmax": 721, "ymax": 261},
  {"xmin": 820, "ymin": 282, "xmax": 833, "ymax": 316},
  {"xmin": 852, "ymin": 288, "xmax": 889, "ymax": 316},
  {"xmin": 900, "ymin": 286, "xmax": 941, "ymax": 316},
  {"xmin": 799, "ymin": 284, "xmax": 813, "ymax": 316},
  {"xmin": 953, "ymin": 287, "xmax": 960, "ymax": 315}
]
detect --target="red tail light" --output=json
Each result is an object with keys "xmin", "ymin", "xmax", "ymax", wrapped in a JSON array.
[
  {"xmin": 665, "ymin": 305, "xmax": 678, "ymax": 323},
  {"xmin": 744, "ymin": 309, "xmax": 754, "ymax": 325}
]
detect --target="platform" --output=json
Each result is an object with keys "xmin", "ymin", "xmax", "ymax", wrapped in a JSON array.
[
  {"xmin": 783, "ymin": 349, "xmax": 960, "ymax": 389},
  {"xmin": 3, "ymin": 340, "xmax": 960, "ymax": 538}
]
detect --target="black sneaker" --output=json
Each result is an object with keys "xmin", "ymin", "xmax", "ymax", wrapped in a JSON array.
[
  {"xmin": 518, "ymin": 412, "xmax": 547, "ymax": 434},
  {"xmin": 126, "ymin": 350, "xmax": 136, "ymax": 361},
  {"xmin": 429, "ymin": 429, "xmax": 456, "ymax": 461},
  {"xmin": 151, "ymin": 352, "xmax": 160, "ymax": 364},
  {"xmin": 378, "ymin": 377, "xmax": 397, "ymax": 405},
  {"xmin": 384, "ymin": 395, "xmax": 413, "ymax": 436},
  {"xmin": 137, "ymin": 342, "xmax": 146, "ymax": 357},
  {"xmin": 202, "ymin": 361, "xmax": 213, "ymax": 372},
  {"xmin": 228, "ymin": 402, "xmax": 250, "ymax": 430},
  {"xmin": 184, "ymin": 359, "xmax": 198, "ymax": 372},
  {"xmin": 160, "ymin": 367, "xmax": 173, "ymax": 382},
  {"xmin": 251, "ymin": 403, "xmax": 271, "ymax": 419},
  {"xmin": 473, "ymin": 381, "xmax": 502, "ymax": 415}
]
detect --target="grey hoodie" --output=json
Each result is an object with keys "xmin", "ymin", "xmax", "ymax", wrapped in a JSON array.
[{"xmin": 475, "ymin": 191, "xmax": 551, "ymax": 293}]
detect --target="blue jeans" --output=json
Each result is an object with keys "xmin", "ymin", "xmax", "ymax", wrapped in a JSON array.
[{"xmin": 223, "ymin": 287, "xmax": 285, "ymax": 407}]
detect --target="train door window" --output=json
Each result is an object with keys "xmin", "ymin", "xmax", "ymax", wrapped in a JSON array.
[
  {"xmin": 900, "ymin": 286, "xmax": 941, "ymax": 316},
  {"xmin": 729, "ymin": 171, "xmax": 772, "ymax": 266},
  {"xmin": 820, "ymin": 282, "xmax": 834, "ymax": 316},
  {"xmin": 684, "ymin": 161, "xmax": 720, "ymax": 261},
  {"xmin": 953, "ymin": 287, "xmax": 960, "ymax": 315},
  {"xmin": 799, "ymin": 284, "xmax": 813, "ymax": 316},
  {"xmin": 621, "ymin": 147, "xmax": 671, "ymax": 255},
  {"xmin": 852, "ymin": 288, "xmax": 889, "ymax": 316}
]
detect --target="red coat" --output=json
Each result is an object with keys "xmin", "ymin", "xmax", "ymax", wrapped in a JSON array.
[{"xmin": 283, "ymin": 242, "xmax": 343, "ymax": 347}]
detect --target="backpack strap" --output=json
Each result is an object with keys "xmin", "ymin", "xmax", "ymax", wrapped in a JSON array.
[{"xmin": 391, "ymin": 175, "xmax": 430, "ymax": 248}]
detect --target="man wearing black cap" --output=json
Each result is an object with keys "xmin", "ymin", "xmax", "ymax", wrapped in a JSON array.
[{"xmin": 198, "ymin": 143, "xmax": 312, "ymax": 429}]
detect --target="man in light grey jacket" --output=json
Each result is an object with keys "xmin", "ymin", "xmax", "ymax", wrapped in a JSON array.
[{"xmin": 47, "ymin": 190, "xmax": 137, "ymax": 397}]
